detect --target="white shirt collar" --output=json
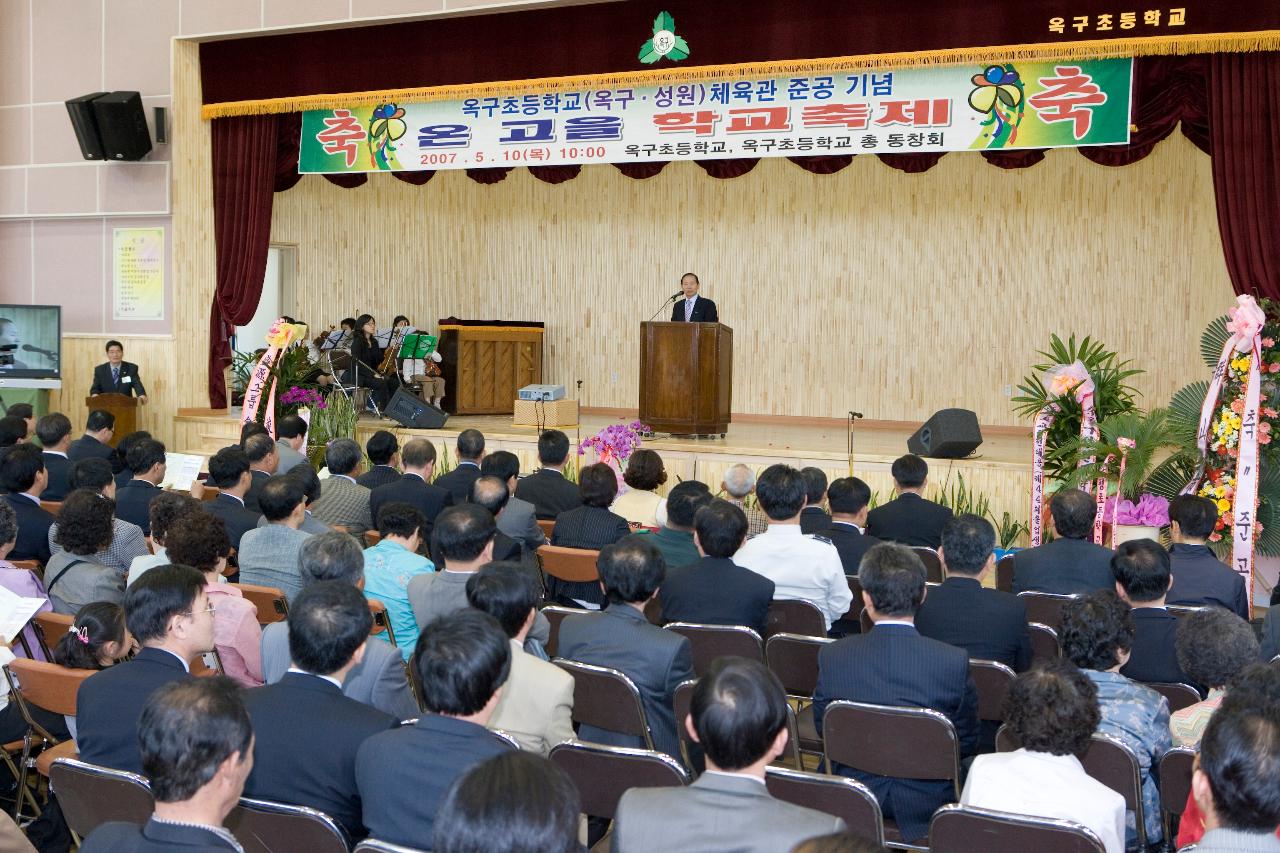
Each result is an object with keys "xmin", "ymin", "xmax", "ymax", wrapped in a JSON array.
[
  {"xmin": 335, "ymin": 474, "xmax": 357, "ymax": 484},
  {"xmin": 764, "ymin": 524, "xmax": 803, "ymax": 535},
  {"xmin": 831, "ymin": 520, "xmax": 864, "ymax": 532},
  {"xmin": 44, "ymin": 450, "xmax": 67, "ymax": 458},
  {"xmin": 150, "ymin": 817, "xmax": 244, "ymax": 852},
  {"xmin": 222, "ymin": 492, "xmax": 245, "ymax": 506},
  {"xmin": 153, "ymin": 647, "xmax": 191, "ymax": 673},
  {"xmin": 702, "ymin": 769, "xmax": 765, "ymax": 787},
  {"xmin": 16, "ymin": 493, "xmax": 40, "ymax": 505},
  {"xmin": 874, "ymin": 618, "xmax": 916, "ymax": 628},
  {"xmin": 286, "ymin": 667, "xmax": 343, "ymax": 690}
]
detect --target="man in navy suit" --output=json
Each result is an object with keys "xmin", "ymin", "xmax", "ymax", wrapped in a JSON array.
[
  {"xmin": 1113, "ymin": 538, "xmax": 1190, "ymax": 685},
  {"xmin": 89, "ymin": 339, "xmax": 148, "ymax": 403},
  {"xmin": 242, "ymin": 433, "xmax": 278, "ymax": 514},
  {"xmin": 202, "ymin": 446, "xmax": 262, "ymax": 550},
  {"xmin": 115, "ymin": 438, "xmax": 167, "ymax": 535},
  {"xmin": 820, "ymin": 476, "xmax": 881, "ymax": 576},
  {"xmin": 432, "ymin": 429, "xmax": 485, "ymax": 504},
  {"xmin": 356, "ymin": 430, "xmax": 401, "ymax": 491},
  {"xmin": 0, "ymin": 444, "xmax": 53, "ymax": 563},
  {"xmin": 798, "ymin": 467, "xmax": 833, "ymax": 534},
  {"xmin": 1166, "ymin": 495, "xmax": 1250, "ymax": 619},
  {"xmin": 670, "ymin": 272, "xmax": 718, "ymax": 322},
  {"xmin": 814, "ymin": 543, "xmax": 979, "ymax": 844},
  {"xmin": 1012, "ymin": 488, "xmax": 1115, "ymax": 595},
  {"xmin": 369, "ymin": 438, "xmax": 453, "ymax": 537},
  {"xmin": 35, "ymin": 412, "xmax": 74, "ymax": 502},
  {"xmin": 514, "ymin": 430, "xmax": 583, "ymax": 521},
  {"xmin": 67, "ymin": 409, "xmax": 116, "ymax": 465},
  {"xmin": 865, "ymin": 454, "xmax": 953, "ymax": 548}
]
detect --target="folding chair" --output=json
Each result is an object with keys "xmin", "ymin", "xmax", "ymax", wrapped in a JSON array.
[
  {"xmin": 911, "ymin": 547, "xmax": 944, "ymax": 583},
  {"xmin": 1166, "ymin": 605, "xmax": 1207, "ymax": 621},
  {"xmin": 49, "ymin": 757, "xmax": 153, "ymax": 842},
  {"xmin": 1158, "ymin": 746, "xmax": 1196, "ymax": 844},
  {"xmin": 1081, "ymin": 733, "xmax": 1149, "ymax": 852},
  {"xmin": 858, "ymin": 607, "xmax": 873, "ymax": 634},
  {"xmin": 225, "ymin": 796, "xmax": 351, "ymax": 853},
  {"xmin": 764, "ymin": 599, "xmax": 827, "ymax": 639},
  {"xmin": 1028, "ymin": 622, "xmax": 1060, "ymax": 663},
  {"xmin": 39, "ymin": 501, "xmax": 62, "ymax": 517},
  {"xmin": 548, "ymin": 740, "xmax": 690, "ymax": 821},
  {"xmin": 540, "ymin": 605, "xmax": 581, "ymax": 658},
  {"xmin": 663, "ymin": 622, "xmax": 764, "ymax": 675},
  {"xmin": 1018, "ymin": 591, "xmax": 1078, "ymax": 630},
  {"xmin": 970, "ymin": 659, "xmax": 1016, "ymax": 726},
  {"xmin": 489, "ymin": 729, "xmax": 522, "ymax": 751},
  {"xmin": 537, "ymin": 546, "xmax": 600, "ymax": 607},
  {"xmin": 928, "ymin": 803, "xmax": 1106, "ymax": 853},
  {"xmin": 672, "ymin": 678, "xmax": 701, "ymax": 774},
  {"xmin": 8, "ymin": 560, "xmax": 41, "ymax": 572},
  {"xmin": 33, "ymin": 612, "xmax": 73, "ymax": 660},
  {"xmin": 765, "ymin": 632, "xmax": 834, "ymax": 759},
  {"xmin": 231, "ymin": 582, "xmax": 289, "ymax": 624},
  {"xmin": 536, "ymin": 519, "xmax": 555, "ymax": 539},
  {"xmin": 995, "ymin": 554, "xmax": 1015, "ymax": 593},
  {"xmin": 354, "ymin": 841, "xmax": 429, "ymax": 853},
  {"xmin": 363, "ymin": 530, "xmax": 383, "ymax": 548},
  {"xmin": 367, "ymin": 598, "xmax": 398, "ymax": 649},
  {"xmin": 1142, "ymin": 682, "xmax": 1203, "ymax": 713},
  {"xmin": 765, "ymin": 766, "xmax": 885, "ymax": 847},
  {"xmin": 553, "ymin": 658, "xmax": 655, "ymax": 750},
  {"xmin": 5, "ymin": 658, "xmax": 94, "ymax": 812},
  {"xmin": 994, "ymin": 723, "xmax": 1021, "ymax": 753}
]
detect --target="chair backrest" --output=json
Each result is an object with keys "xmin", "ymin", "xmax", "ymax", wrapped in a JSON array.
[
  {"xmin": 537, "ymin": 545, "xmax": 601, "ymax": 583},
  {"xmin": 672, "ymin": 678, "xmax": 698, "ymax": 771},
  {"xmin": 1166, "ymin": 605, "xmax": 1207, "ymax": 621},
  {"xmin": 231, "ymin": 583, "xmax": 289, "ymax": 624},
  {"xmin": 540, "ymin": 605, "xmax": 580, "ymax": 658},
  {"xmin": 34, "ymin": 611, "xmax": 74, "ymax": 652},
  {"xmin": 1158, "ymin": 746, "xmax": 1197, "ymax": 818},
  {"xmin": 1017, "ymin": 591, "xmax": 1077, "ymax": 630},
  {"xmin": 764, "ymin": 598, "xmax": 827, "ymax": 639},
  {"xmin": 823, "ymin": 700, "xmax": 961, "ymax": 795},
  {"xmin": 995, "ymin": 554, "xmax": 1015, "ymax": 593},
  {"xmin": 842, "ymin": 574, "xmax": 863, "ymax": 619},
  {"xmin": 225, "ymin": 796, "xmax": 350, "ymax": 853},
  {"xmin": 765, "ymin": 632, "xmax": 833, "ymax": 697},
  {"xmin": 552, "ymin": 658, "xmax": 654, "ymax": 750},
  {"xmin": 548, "ymin": 740, "xmax": 689, "ymax": 820},
  {"xmin": 970, "ymin": 659, "xmax": 1016, "ymax": 723},
  {"xmin": 1028, "ymin": 622, "xmax": 1060, "ymax": 663},
  {"xmin": 353, "ymin": 840, "xmax": 430, "ymax": 853},
  {"xmin": 858, "ymin": 607, "xmax": 873, "ymax": 635},
  {"xmin": 994, "ymin": 723, "xmax": 1021, "ymax": 753},
  {"xmin": 912, "ymin": 547, "xmax": 944, "ymax": 583},
  {"xmin": 765, "ymin": 766, "xmax": 885, "ymax": 846},
  {"xmin": 367, "ymin": 598, "xmax": 397, "ymax": 648},
  {"xmin": 8, "ymin": 559, "xmax": 41, "ymax": 573},
  {"xmin": 198, "ymin": 484, "xmax": 221, "ymax": 502},
  {"xmin": 7, "ymin": 657, "xmax": 94, "ymax": 718},
  {"xmin": 1143, "ymin": 682, "xmax": 1202, "ymax": 713},
  {"xmin": 928, "ymin": 803, "xmax": 1106, "ymax": 853},
  {"xmin": 489, "ymin": 729, "xmax": 522, "ymax": 751},
  {"xmin": 537, "ymin": 518, "xmax": 555, "ymax": 538},
  {"xmin": 1081, "ymin": 733, "xmax": 1147, "ymax": 849},
  {"xmin": 49, "ymin": 757, "xmax": 154, "ymax": 840},
  {"xmin": 40, "ymin": 501, "xmax": 62, "ymax": 516},
  {"xmin": 362, "ymin": 530, "xmax": 382, "ymax": 548},
  {"xmin": 663, "ymin": 622, "xmax": 764, "ymax": 676}
]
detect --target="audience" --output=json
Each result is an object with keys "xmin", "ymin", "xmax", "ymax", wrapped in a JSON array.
[
  {"xmin": 48, "ymin": 458, "xmax": 149, "ymax": 575},
  {"xmin": 558, "ymin": 537, "xmax": 693, "ymax": 761},
  {"xmin": 721, "ymin": 463, "xmax": 768, "ymax": 538},
  {"xmin": 312, "ymin": 438, "xmax": 373, "ymax": 536},
  {"xmin": 1, "ymin": 444, "xmax": 53, "ymax": 563},
  {"xmin": 202, "ymin": 445, "xmax": 263, "ymax": 550},
  {"xmin": 236, "ymin": 476, "xmax": 314, "ymax": 602},
  {"xmin": 514, "ymin": 429, "xmax": 582, "ymax": 520},
  {"xmin": 648, "ymin": 480, "xmax": 712, "ymax": 569},
  {"xmin": 110, "ymin": 429, "xmax": 153, "ymax": 487},
  {"xmin": 813, "ymin": 543, "xmax": 978, "ymax": 844},
  {"xmin": 798, "ymin": 466, "xmax": 832, "ymax": 534},
  {"xmin": 1263, "ymin": 603, "xmax": 1279, "ymax": 662},
  {"xmin": 549, "ymin": 462, "xmax": 631, "ymax": 607},
  {"xmin": 658, "ymin": 499, "xmax": 775, "ymax": 636},
  {"xmin": 434, "ymin": 428, "xmax": 485, "ymax": 503},
  {"xmin": 0, "ymin": 500, "xmax": 51, "ymax": 662},
  {"xmin": 1166, "ymin": 494, "xmax": 1250, "ymax": 618},
  {"xmin": 369, "ymin": 437, "xmax": 453, "ymax": 540},
  {"xmin": 615, "ymin": 658, "xmax": 844, "ymax": 852},
  {"xmin": 480, "ymin": 449, "xmax": 545, "ymax": 555},
  {"xmin": 278, "ymin": 463, "xmax": 332, "ymax": 534},
  {"xmin": 0, "ymin": 415, "xmax": 28, "ymax": 462},
  {"xmin": 819, "ymin": 476, "xmax": 881, "ymax": 575},
  {"xmin": 733, "ymin": 464, "xmax": 851, "ymax": 631},
  {"xmin": 356, "ymin": 430, "xmax": 401, "ymax": 490},
  {"xmin": 66, "ymin": 409, "xmax": 115, "ymax": 465},
  {"xmin": 35, "ymin": 412, "xmax": 73, "ymax": 501},
  {"xmin": 127, "ymin": 492, "xmax": 200, "ymax": 586},
  {"xmin": 432, "ymin": 752, "xmax": 581, "ymax": 853},
  {"xmin": 363, "ymin": 502, "xmax": 435, "ymax": 661},
  {"xmin": 409, "ymin": 504, "xmax": 496, "ymax": 625},
  {"xmin": 961, "ymin": 659, "xmax": 1125, "ymax": 853},
  {"xmin": 468, "ymin": 475, "xmax": 522, "ymax": 562},
  {"xmin": 44, "ymin": 489, "xmax": 124, "ymax": 614},
  {"xmin": 466, "ymin": 562, "xmax": 574, "ymax": 755},
  {"xmin": 864, "ymin": 454, "xmax": 952, "ymax": 548},
  {"xmin": 355, "ymin": 609, "xmax": 512, "ymax": 845},
  {"xmin": 1012, "ymin": 488, "xmax": 1114, "ymax": 594},
  {"xmin": 242, "ymin": 432, "xmax": 278, "ymax": 513},
  {"xmin": 1170, "ymin": 607, "xmax": 1260, "ymax": 746},
  {"xmin": 242, "ymin": 581, "xmax": 396, "ymax": 840},
  {"xmin": 273, "ymin": 413, "xmax": 310, "ymax": 473},
  {"xmin": 611, "ymin": 448, "xmax": 667, "ymax": 527},
  {"xmin": 1111, "ymin": 538, "xmax": 1190, "ymax": 684},
  {"xmin": 1060, "ymin": 590, "xmax": 1170, "ymax": 847},
  {"xmin": 114, "ymin": 437, "xmax": 167, "ymax": 534}
]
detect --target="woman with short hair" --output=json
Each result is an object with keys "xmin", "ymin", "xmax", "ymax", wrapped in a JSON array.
[{"xmin": 45, "ymin": 489, "xmax": 124, "ymax": 614}]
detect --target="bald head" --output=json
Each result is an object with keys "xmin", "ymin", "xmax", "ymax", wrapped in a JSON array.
[{"xmin": 470, "ymin": 475, "xmax": 510, "ymax": 518}]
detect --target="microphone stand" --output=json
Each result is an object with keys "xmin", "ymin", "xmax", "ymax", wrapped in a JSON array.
[
  {"xmin": 647, "ymin": 294, "xmax": 680, "ymax": 322},
  {"xmin": 847, "ymin": 411, "xmax": 864, "ymax": 476}
]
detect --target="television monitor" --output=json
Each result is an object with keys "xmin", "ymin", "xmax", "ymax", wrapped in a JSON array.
[{"xmin": 0, "ymin": 305, "xmax": 61, "ymax": 381}]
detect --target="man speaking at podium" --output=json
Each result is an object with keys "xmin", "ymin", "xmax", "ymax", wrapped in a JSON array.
[
  {"xmin": 670, "ymin": 273, "xmax": 718, "ymax": 323},
  {"xmin": 89, "ymin": 340, "xmax": 148, "ymax": 405}
]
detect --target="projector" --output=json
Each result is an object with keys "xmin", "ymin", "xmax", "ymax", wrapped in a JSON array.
[{"xmin": 518, "ymin": 384, "xmax": 566, "ymax": 401}]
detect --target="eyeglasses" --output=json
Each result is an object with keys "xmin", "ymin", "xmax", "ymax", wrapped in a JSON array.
[{"xmin": 184, "ymin": 605, "xmax": 216, "ymax": 617}]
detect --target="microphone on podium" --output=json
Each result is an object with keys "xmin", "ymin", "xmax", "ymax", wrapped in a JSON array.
[{"xmin": 647, "ymin": 291, "xmax": 685, "ymax": 322}]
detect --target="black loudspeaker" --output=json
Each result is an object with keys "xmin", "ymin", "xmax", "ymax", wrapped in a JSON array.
[
  {"xmin": 91, "ymin": 92, "xmax": 152, "ymax": 161},
  {"xmin": 907, "ymin": 408, "xmax": 983, "ymax": 458},
  {"xmin": 385, "ymin": 388, "xmax": 448, "ymax": 429},
  {"xmin": 65, "ymin": 92, "xmax": 108, "ymax": 160}
]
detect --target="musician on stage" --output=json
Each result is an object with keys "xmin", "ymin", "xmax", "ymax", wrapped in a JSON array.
[
  {"xmin": 349, "ymin": 314, "xmax": 394, "ymax": 411},
  {"xmin": 392, "ymin": 316, "xmax": 446, "ymax": 409}
]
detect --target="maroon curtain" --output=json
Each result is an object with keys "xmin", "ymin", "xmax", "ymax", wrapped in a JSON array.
[
  {"xmin": 466, "ymin": 167, "xmax": 513, "ymax": 184},
  {"xmin": 1080, "ymin": 55, "xmax": 1209, "ymax": 167},
  {"xmin": 209, "ymin": 114, "xmax": 281, "ymax": 408},
  {"xmin": 274, "ymin": 114, "xmax": 303, "ymax": 192},
  {"xmin": 1209, "ymin": 52, "xmax": 1280, "ymax": 300},
  {"xmin": 529, "ymin": 165, "xmax": 582, "ymax": 184},
  {"xmin": 696, "ymin": 158, "xmax": 759, "ymax": 179},
  {"xmin": 615, "ymin": 162, "xmax": 668, "ymax": 180},
  {"xmin": 393, "ymin": 170, "xmax": 435, "ymax": 186},
  {"xmin": 789, "ymin": 155, "xmax": 855, "ymax": 175},
  {"xmin": 878, "ymin": 152, "xmax": 945, "ymax": 173},
  {"xmin": 324, "ymin": 173, "xmax": 368, "ymax": 188},
  {"xmin": 982, "ymin": 149, "xmax": 1046, "ymax": 169}
]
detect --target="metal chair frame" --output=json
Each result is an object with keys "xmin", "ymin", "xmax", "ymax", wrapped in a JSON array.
[
  {"xmin": 552, "ymin": 658, "xmax": 656, "ymax": 751},
  {"xmin": 928, "ymin": 802, "xmax": 1107, "ymax": 853}
]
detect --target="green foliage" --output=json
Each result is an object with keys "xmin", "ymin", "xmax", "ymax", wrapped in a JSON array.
[
  {"xmin": 990, "ymin": 511, "xmax": 1029, "ymax": 550},
  {"xmin": 233, "ymin": 345, "xmax": 322, "ymax": 416},
  {"xmin": 930, "ymin": 471, "xmax": 991, "ymax": 519},
  {"xmin": 1199, "ymin": 315, "xmax": 1231, "ymax": 368},
  {"xmin": 1058, "ymin": 409, "xmax": 1181, "ymax": 501},
  {"xmin": 306, "ymin": 391, "xmax": 358, "ymax": 468}
]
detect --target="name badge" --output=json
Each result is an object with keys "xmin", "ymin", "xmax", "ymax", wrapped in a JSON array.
[{"xmin": 122, "ymin": 376, "xmax": 132, "ymax": 384}]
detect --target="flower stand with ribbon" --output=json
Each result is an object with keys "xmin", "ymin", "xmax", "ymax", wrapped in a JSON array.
[
  {"xmin": 1030, "ymin": 360, "xmax": 1106, "ymax": 546},
  {"xmin": 240, "ymin": 319, "xmax": 309, "ymax": 438}
]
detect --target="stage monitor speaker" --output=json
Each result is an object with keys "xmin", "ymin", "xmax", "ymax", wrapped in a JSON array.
[
  {"xmin": 385, "ymin": 388, "xmax": 448, "ymax": 429},
  {"xmin": 65, "ymin": 93, "xmax": 108, "ymax": 160},
  {"xmin": 91, "ymin": 91, "xmax": 152, "ymax": 161},
  {"xmin": 907, "ymin": 408, "xmax": 983, "ymax": 458}
]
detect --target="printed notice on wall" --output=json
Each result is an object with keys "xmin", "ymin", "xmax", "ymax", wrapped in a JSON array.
[{"xmin": 113, "ymin": 227, "xmax": 165, "ymax": 321}]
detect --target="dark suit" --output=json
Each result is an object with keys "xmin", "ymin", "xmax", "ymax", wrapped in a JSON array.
[
  {"xmin": 41, "ymin": 452, "xmax": 71, "ymax": 502},
  {"xmin": 799, "ymin": 506, "xmax": 833, "ymax": 535},
  {"xmin": 355, "ymin": 714, "xmax": 510, "ymax": 847},
  {"xmin": 814, "ymin": 623, "xmax": 979, "ymax": 844},
  {"xmin": 514, "ymin": 468, "xmax": 583, "ymax": 520},
  {"xmin": 671, "ymin": 296, "xmax": 718, "ymax": 323},
  {"xmin": 1120, "ymin": 607, "xmax": 1190, "ymax": 685},
  {"xmin": 81, "ymin": 818, "xmax": 239, "ymax": 852},
  {"xmin": 356, "ymin": 464, "xmax": 402, "ymax": 491},
  {"xmin": 242, "ymin": 672, "xmax": 397, "ymax": 840},
  {"xmin": 659, "ymin": 556, "xmax": 776, "ymax": 636},
  {"xmin": 1262, "ymin": 604, "xmax": 1279, "ymax": 662},
  {"xmin": 114, "ymin": 479, "xmax": 162, "ymax": 535},
  {"xmin": 243, "ymin": 469, "xmax": 271, "ymax": 514},
  {"xmin": 67, "ymin": 434, "xmax": 114, "ymax": 465},
  {"xmin": 203, "ymin": 493, "xmax": 262, "ymax": 551},
  {"xmin": 90, "ymin": 360, "xmax": 146, "ymax": 397},
  {"xmin": 369, "ymin": 473, "xmax": 453, "ymax": 537},
  {"xmin": 865, "ymin": 493, "xmax": 953, "ymax": 548},
  {"xmin": 492, "ymin": 529, "xmax": 521, "ymax": 562},
  {"xmin": 1167, "ymin": 543, "xmax": 1250, "ymax": 619},
  {"xmin": 76, "ymin": 647, "xmax": 190, "ymax": 774},
  {"xmin": 432, "ymin": 461, "xmax": 482, "ymax": 505},
  {"xmin": 916, "ymin": 576, "xmax": 1031, "ymax": 672},
  {"xmin": 1011, "ymin": 536, "xmax": 1115, "ymax": 595},
  {"xmin": 822, "ymin": 522, "xmax": 881, "ymax": 575},
  {"xmin": 557, "ymin": 604, "xmax": 694, "ymax": 762},
  {"xmin": 549, "ymin": 505, "xmax": 631, "ymax": 607},
  {"xmin": 4, "ymin": 493, "xmax": 53, "ymax": 564}
]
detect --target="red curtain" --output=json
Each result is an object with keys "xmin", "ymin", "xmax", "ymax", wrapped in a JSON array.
[{"xmin": 1080, "ymin": 55, "xmax": 1209, "ymax": 167}]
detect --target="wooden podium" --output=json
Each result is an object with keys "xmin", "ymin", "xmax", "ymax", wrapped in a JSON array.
[
  {"xmin": 85, "ymin": 394, "xmax": 138, "ymax": 446},
  {"xmin": 437, "ymin": 319, "xmax": 544, "ymax": 415},
  {"xmin": 639, "ymin": 322, "xmax": 733, "ymax": 436}
]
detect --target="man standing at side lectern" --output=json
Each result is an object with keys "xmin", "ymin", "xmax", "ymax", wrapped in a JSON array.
[
  {"xmin": 90, "ymin": 340, "xmax": 148, "ymax": 405},
  {"xmin": 670, "ymin": 273, "xmax": 718, "ymax": 323}
]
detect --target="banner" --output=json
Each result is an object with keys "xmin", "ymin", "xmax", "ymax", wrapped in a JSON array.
[{"xmin": 299, "ymin": 58, "xmax": 1131, "ymax": 174}]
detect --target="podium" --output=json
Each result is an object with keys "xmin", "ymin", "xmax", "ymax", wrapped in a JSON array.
[
  {"xmin": 638, "ymin": 322, "xmax": 733, "ymax": 436},
  {"xmin": 85, "ymin": 394, "xmax": 138, "ymax": 446}
]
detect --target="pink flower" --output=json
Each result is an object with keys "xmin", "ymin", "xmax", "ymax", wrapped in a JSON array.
[
  {"xmin": 1045, "ymin": 361, "xmax": 1095, "ymax": 403},
  {"xmin": 1226, "ymin": 295, "xmax": 1266, "ymax": 350},
  {"xmin": 1232, "ymin": 397, "xmax": 1246, "ymax": 413}
]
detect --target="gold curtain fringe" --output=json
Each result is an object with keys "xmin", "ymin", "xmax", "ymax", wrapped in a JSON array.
[{"xmin": 201, "ymin": 30, "xmax": 1280, "ymax": 120}]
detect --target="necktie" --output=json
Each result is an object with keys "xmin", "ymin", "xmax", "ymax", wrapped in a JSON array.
[
  {"xmin": 684, "ymin": 298, "xmax": 694, "ymax": 321},
  {"xmin": 112, "ymin": 366, "xmax": 120, "ymax": 386}
]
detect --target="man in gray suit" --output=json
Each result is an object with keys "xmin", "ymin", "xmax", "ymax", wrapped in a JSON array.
[
  {"xmin": 236, "ymin": 476, "xmax": 313, "ymax": 603},
  {"xmin": 312, "ymin": 438, "xmax": 373, "ymax": 536},
  {"xmin": 614, "ymin": 657, "xmax": 843, "ymax": 852},
  {"xmin": 274, "ymin": 414, "xmax": 310, "ymax": 473},
  {"xmin": 480, "ymin": 450, "xmax": 545, "ymax": 557},
  {"xmin": 260, "ymin": 531, "xmax": 419, "ymax": 721}
]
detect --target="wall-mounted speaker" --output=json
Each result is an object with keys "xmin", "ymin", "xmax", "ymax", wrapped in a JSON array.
[
  {"xmin": 92, "ymin": 92, "xmax": 152, "ymax": 161},
  {"xmin": 154, "ymin": 106, "xmax": 167, "ymax": 145},
  {"xmin": 65, "ymin": 92, "xmax": 108, "ymax": 160}
]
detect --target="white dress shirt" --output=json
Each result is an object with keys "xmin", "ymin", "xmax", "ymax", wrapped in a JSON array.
[{"xmin": 732, "ymin": 524, "xmax": 851, "ymax": 629}]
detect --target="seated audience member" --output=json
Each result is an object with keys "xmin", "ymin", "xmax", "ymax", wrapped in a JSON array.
[
  {"xmin": 513, "ymin": 429, "xmax": 582, "ymax": 520},
  {"xmin": 1060, "ymin": 590, "xmax": 1170, "ymax": 847},
  {"xmin": 410, "ymin": 503, "xmax": 496, "ymax": 624},
  {"xmin": 615, "ymin": 658, "xmax": 844, "ymax": 853},
  {"xmin": 917, "ymin": 513, "xmax": 1031, "ymax": 671},
  {"xmin": 36, "ymin": 412, "xmax": 74, "ymax": 501},
  {"xmin": 1166, "ymin": 494, "xmax": 1250, "ymax": 619},
  {"xmin": 1, "ymin": 444, "xmax": 54, "ymax": 563},
  {"xmin": 239, "ymin": 420, "xmax": 269, "ymax": 447},
  {"xmin": 548, "ymin": 462, "xmax": 632, "ymax": 607},
  {"xmin": 0, "ymin": 415, "xmax": 27, "ymax": 462},
  {"xmin": 48, "ymin": 458, "xmax": 149, "ymax": 574},
  {"xmin": 79, "ymin": 678, "xmax": 253, "ymax": 853},
  {"xmin": 481, "ymin": 449, "xmax": 545, "ymax": 555},
  {"xmin": 128, "ymin": 492, "xmax": 200, "ymax": 586},
  {"xmin": 236, "ymin": 476, "xmax": 313, "ymax": 602},
  {"xmin": 259, "ymin": 532, "xmax": 418, "ymax": 720},
  {"xmin": 66, "ymin": 409, "xmax": 115, "ymax": 464},
  {"xmin": 273, "ymin": 413, "xmax": 310, "ymax": 473},
  {"xmin": 433, "ymin": 428, "xmax": 485, "ymax": 504},
  {"xmin": 961, "ymin": 659, "xmax": 1125, "ymax": 853},
  {"xmin": 611, "ymin": 448, "xmax": 668, "ymax": 527},
  {"xmin": 432, "ymin": 752, "xmax": 581, "ymax": 853},
  {"xmin": 355, "ymin": 610, "xmax": 512, "ymax": 846},
  {"xmin": 76, "ymin": 565, "xmax": 212, "ymax": 774},
  {"xmin": 1111, "ymin": 538, "xmax": 1190, "ymax": 684},
  {"xmin": 363, "ymin": 502, "xmax": 435, "ymax": 661},
  {"xmin": 658, "ymin": 499, "xmax": 775, "ymax": 635},
  {"xmin": 242, "ymin": 432, "xmax": 278, "ymax": 514},
  {"xmin": 721, "ymin": 463, "xmax": 768, "ymax": 538},
  {"xmin": 45, "ymin": 489, "xmax": 124, "ymax": 614},
  {"xmin": 648, "ymin": 480, "xmax": 712, "ymax": 570},
  {"xmin": 733, "ymin": 464, "xmax": 851, "ymax": 631},
  {"xmin": 1264, "ymin": 603, "xmax": 1280, "ymax": 663},
  {"xmin": 1012, "ymin": 488, "xmax": 1114, "ymax": 594},
  {"xmin": 820, "ymin": 477, "xmax": 881, "ymax": 575},
  {"xmin": 6, "ymin": 404, "xmax": 33, "ymax": 435},
  {"xmin": 356, "ymin": 430, "xmax": 401, "ymax": 490},
  {"xmin": 0, "ymin": 500, "xmax": 51, "ymax": 664},
  {"xmin": 114, "ymin": 437, "xmax": 166, "ymax": 534},
  {"xmin": 273, "ymin": 463, "xmax": 330, "ymax": 535},
  {"xmin": 468, "ymin": 475, "xmax": 522, "ymax": 562},
  {"xmin": 202, "ymin": 445, "xmax": 263, "ymax": 550},
  {"xmin": 466, "ymin": 562, "xmax": 574, "ymax": 755},
  {"xmin": 813, "ymin": 543, "xmax": 979, "ymax": 844},
  {"xmin": 311, "ymin": 438, "xmax": 373, "ymax": 536},
  {"xmin": 369, "ymin": 437, "xmax": 452, "ymax": 540},
  {"xmin": 557, "ymin": 538, "xmax": 693, "ymax": 761},
  {"xmin": 864, "ymin": 454, "xmax": 952, "ymax": 547},
  {"xmin": 165, "ymin": 512, "xmax": 263, "ymax": 688},
  {"xmin": 242, "ymin": 581, "xmax": 396, "ymax": 840},
  {"xmin": 110, "ymin": 429, "xmax": 152, "ymax": 487},
  {"xmin": 1171, "ymin": 607, "xmax": 1260, "ymax": 747},
  {"xmin": 798, "ymin": 466, "xmax": 832, "ymax": 534}
]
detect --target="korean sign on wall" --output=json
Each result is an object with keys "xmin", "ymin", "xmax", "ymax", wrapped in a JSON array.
[{"xmin": 299, "ymin": 58, "xmax": 1132, "ymax": 174}]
